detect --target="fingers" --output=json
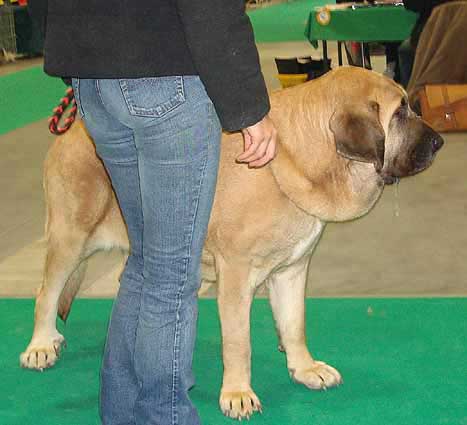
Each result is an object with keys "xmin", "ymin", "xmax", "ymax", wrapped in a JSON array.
[
  {"xmin": 249, "ymin": 136, "xmax": 277, "ymax": 168},
  {"xmin": 241, "ymin": 130, "xmax": 253, "ymax": 157},
  {"xmin": 236, "ymin": 135, "xmax": 267, "ymax": 163},
  {"xmin": 236, "ymin": 138, "xmax": 255, "ymax": 162},
  {"xmin": 236, "ymin": 114, "xmax": 277, "ymax": 168}
]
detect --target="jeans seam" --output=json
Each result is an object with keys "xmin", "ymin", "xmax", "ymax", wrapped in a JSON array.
[
  {"xmin": 130, "ymin": 157, "xmax": 145, "ymax": 425},
  {"xmin": 72, "ymin": 78, "xmax": 86, "ymax": 118},
  {"xmin": 118, "ymin": 79, "xmax": 134, "ymax": 118},
  {"xmin": 171, "ymin": 132, "xmax": 210, "ymax": 425},
  {"xmin": 95, "ymin": 79, "xmax": 105, "ymax": 108}
]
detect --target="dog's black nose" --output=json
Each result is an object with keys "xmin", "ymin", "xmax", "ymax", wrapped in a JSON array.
[{"xmin": 432, "ymin": 134, "xmax": 444, "ymax": 153}]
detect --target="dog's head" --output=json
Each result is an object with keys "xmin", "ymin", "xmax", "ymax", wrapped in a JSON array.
[{"xmin": 329, "ymin": 69, "xmax": 443, "ymax": 185}]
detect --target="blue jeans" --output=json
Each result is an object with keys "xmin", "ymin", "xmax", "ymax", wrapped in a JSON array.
[{"xmin": 72, "ymin": 76, "xmax": 221, "ymax": 425}]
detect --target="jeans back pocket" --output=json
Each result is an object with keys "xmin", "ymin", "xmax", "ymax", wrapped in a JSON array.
[{"xmin": 119, "ymin": 77, "xmax": 185, "ymax": 118}]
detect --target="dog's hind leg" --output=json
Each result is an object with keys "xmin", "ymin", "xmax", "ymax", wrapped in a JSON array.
[
  {"xmin": 268, "ymin": 256, "xmax": 343, "ymax": 390},
  {"xmin": 20, "ymin": 231, "xmax": 88, "ymax": 370}
]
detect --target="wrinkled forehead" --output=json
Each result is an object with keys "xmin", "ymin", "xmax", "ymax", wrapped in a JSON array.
[
  {"xmin": 370, "ymin": 74, "xmax": 405, "ymax": 101},
  {"xmin": 344, "ymin": 74, "xmax": 406, "ymax": 106}
]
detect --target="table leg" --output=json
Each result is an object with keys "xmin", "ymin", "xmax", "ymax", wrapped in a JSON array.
[
  {"xmin": 338, "ymin": 41, "xmax": 343, "ymax": 66},
  {"xmin": 323, "ymin": 40, "xmax": 330, "ymax": 71},
  {"xmin": 361, "ymin": 42, "xmax": 366, "ymax": 69}
]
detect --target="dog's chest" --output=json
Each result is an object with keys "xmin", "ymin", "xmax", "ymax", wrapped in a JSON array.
[{"xmin": 281, "ymin": 219, "xmax": 325, "ymax": 267}]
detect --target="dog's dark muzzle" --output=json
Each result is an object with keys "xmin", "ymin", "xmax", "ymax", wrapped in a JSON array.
[
  {"xmin": 381, "ymin": 124, "xmax": 444, "ymax": 185},
  {"xmin": 410, "ymin": 127, "xmax": 444, "ymax": 173}
]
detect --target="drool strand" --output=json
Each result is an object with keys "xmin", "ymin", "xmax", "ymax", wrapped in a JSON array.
[{"xmin": 394, "ymin": 177, "xmax": 401, "ymax": 217}]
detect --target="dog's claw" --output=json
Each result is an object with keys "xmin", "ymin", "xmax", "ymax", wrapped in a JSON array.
[
  {"xmin": 289, "ymin": 360, "xmax": 342, "ymax": 390},
  {"xmin": 20, "ymin": 332, "xmax": 65, "ymax": 370},
  {"xmin": 220, "ymin": 389, "xmax": 262, "ymax": 420}
]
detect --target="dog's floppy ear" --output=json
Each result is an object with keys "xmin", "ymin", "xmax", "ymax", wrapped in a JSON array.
[{"xmin": 329, "ymin": 101, "xmax": 385, "ymax": 172}]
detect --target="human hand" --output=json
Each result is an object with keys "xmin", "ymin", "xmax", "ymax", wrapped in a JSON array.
[{"xmin": 237, "ymin": 114, "xmax": 277, "ymax": 168}]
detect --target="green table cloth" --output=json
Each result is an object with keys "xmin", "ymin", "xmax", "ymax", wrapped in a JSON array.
[
  {"xmin": 306, "ymin": 4, "xmax": 417, "ymax": 46},
  {"xmin": 248, "ymin": 0, "xmax": 333, "ymax": 43}
]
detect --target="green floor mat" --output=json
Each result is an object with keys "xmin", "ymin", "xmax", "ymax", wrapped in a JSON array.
[
  {"xmin": 1, "ymin": 298, "xmax": 466, "ymax": 425},
  {"xmin": 0, "ymin": 66, "xmax": 65, "ymax": 136}
]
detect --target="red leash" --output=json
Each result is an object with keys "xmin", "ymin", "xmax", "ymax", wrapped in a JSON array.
[{"xmin": 48, "ymin": 87, "xmax": 78, "ymax": 135}]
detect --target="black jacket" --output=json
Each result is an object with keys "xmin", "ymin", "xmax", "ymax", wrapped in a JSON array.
[{"xmin": 28, "ymin": 0, "xmax": 270, "ymax": 132}]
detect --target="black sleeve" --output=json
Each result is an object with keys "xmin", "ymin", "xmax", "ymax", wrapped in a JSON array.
[
  {"xmin": 175, "ymin": 0, "xmax": 270, "ymax": 132},
  {"xmin": 27, "ymin": 0, "xmax": 48, "ymax": 38}
]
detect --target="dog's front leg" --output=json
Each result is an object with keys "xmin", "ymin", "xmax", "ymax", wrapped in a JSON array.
[
  {"xmin": 216, "ymin": 260, "xmax": 262, "ymax": 420},
  {"xmin": 268, "ymin": 256, "xmax": 342, "ymax": 390}
]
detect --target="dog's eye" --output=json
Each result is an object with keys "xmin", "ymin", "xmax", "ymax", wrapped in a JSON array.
[
  {"xmin": 395, "ymin": 99, "xmax": 408, "ymax": 119},
  {"xmin": 369, "ymin": 101, "xmax": 380, "ymax": 113},
  {"xmin": 396, "ymin": 106, "xmax": 406, "ymax": 115}
]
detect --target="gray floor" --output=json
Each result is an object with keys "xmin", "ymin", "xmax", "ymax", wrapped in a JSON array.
[{"xmin": 0, "ymin": 42, "xmax": 466, "ymax": 298}]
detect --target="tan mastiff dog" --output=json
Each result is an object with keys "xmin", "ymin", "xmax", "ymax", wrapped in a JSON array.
[{"xmin": 20, "ymin": 67, "xmax": 443, "ymax": 420}]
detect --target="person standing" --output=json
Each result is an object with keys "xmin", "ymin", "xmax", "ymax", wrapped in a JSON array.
[{"xmin": 28, "ymin": 1, "xmax": 277, "ymax": 424}]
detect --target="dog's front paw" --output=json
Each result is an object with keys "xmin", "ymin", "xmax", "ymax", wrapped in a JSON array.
[
  {"xmin": 219, "ymin": 388, "xmax": 262, "ymax": 420},
  {"xmin": 289, "ymin": 360, "xmax": 343, "ymax": 390},
  {"xmin": 20, "ymin": 332, "xmax": 66, "ymax": 371}
]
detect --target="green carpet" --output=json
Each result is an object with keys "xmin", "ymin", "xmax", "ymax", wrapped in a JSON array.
[
  {"xmin": 1, "ymin": 298, "xmax": 466, "ymax": 425},
  {"xmin": 248, "ymin": 0, "xmax": 330, "ymax": 43},
  {"xmin": 0, "ymin": 66, "xmax": 65, "ymax": 136}
]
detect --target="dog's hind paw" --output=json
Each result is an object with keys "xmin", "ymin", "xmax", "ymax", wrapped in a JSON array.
[
  {"xmin": 19, "ymin": 332, "xmax": 66, "ymax": 371},
  {"xmin": 289, "ymin": 360, "xmax": 343, "ymax": 390},
  {"xmin": 219, "ymin": 388, "xmax": 262, "ymax": 420}
]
